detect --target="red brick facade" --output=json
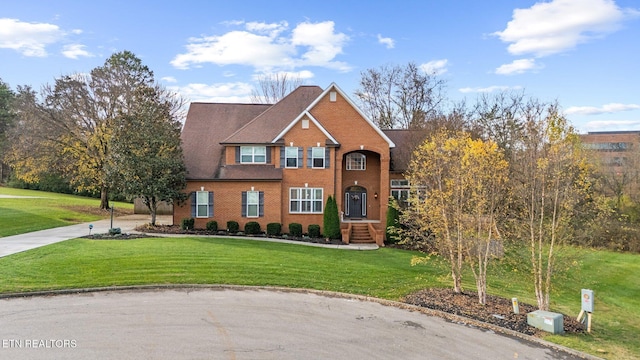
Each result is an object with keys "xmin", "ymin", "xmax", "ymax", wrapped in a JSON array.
[{"xmin": 174, "ymin": 84, "xmax": 396, "ymax": 243}]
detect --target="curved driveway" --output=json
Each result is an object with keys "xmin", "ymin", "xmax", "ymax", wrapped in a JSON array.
[{"xmin": 0, "ymin": 287, "xmax": 590, "ymax": 360}]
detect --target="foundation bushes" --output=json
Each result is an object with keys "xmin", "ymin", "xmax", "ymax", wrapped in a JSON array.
[
  {"xmin": 288, "ymin": 223, "xmax": 303, "ymax": 237},
  {"xmin": 267, "ymin": 223, "xmax": 282, "ymax": 236},
  {"xmin": 181, "ymin": 218, "xmax": 195, "ymax": 230},
  {"xmin": 227, "ymin": 220, "xmax": 240, "ymax": 233},
  {"xmin": 308, "ymin": 224, "xmax": 321, "ymax": 238},
  {"xmin": 244, "ymin": 221, "xmax": 261, "ymax": 235},
  {"xmin": 206, "ymin": 221, "xmax": 218, "ymax": 232}
]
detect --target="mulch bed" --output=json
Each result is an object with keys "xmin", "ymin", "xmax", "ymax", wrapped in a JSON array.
[
  {"xmin": 403, "ymin": 288, "xmax": 585, "ymax": 336},
  {"xmin": 133, "ymin": 224, "xmax": 345, "ymax": 245}
]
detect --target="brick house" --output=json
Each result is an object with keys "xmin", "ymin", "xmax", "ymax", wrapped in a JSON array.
[{"xmin": 174, "ymin": 83, "xmax": 417, "ymax": 245}]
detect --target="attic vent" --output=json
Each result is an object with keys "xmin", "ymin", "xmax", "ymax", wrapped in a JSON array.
[
  {"xmin": 301, "ymin": 119, "xmax": 309, "ymax": 129},
  {"xmin": 330, "ymin": 91, "xmax": 337, "ymax": 102}
]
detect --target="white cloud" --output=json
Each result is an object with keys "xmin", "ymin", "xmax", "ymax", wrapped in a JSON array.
[
  {"xmin": 459, "ymin": 85, "xmax": 523, "ymax": 93},
  {"xmin": 585, "ymin": 120, "xmax": 640, "ymax": 131},
  {"xmin": 493, "ymin": 0, "xmax": 639, "ymax": 57},
  {"xmin": 62, "ymin": 44, "xmax": 93, "ymax": 59},
  {"xmin": 0, "ymin": 18, "xmax": 64, "ymax": 56},
  {"xmin": 377, "ymin": 34, "xmax": 394, "ymax": 49},
  {"xmin": 168, "ymin": 82, "xmax": 254, "ymax": 103},
  {"xmin": 420, "ymin": 59, "xmax": 448, "ymax": 75},
  {"xmin": 161, "ymin": 76, "xmax": 178, "ymax": 83},
  {"xmin": 245, "ymin": 21, "xmax": 288, "ymax": 37},
  {"xmin": 495, "ymin": 58, "xmax": 539, "ymax": 75},
  {"xmin": 566, "ymin": 103, "xmax": 640, "ymax": 115},
  {"xmin": 171, "ymin": 20, "xmax": 350, "ymax": 72},
  {"xmin": 252, "ymin": 70, "xmax": 315, "ymax": 81}
]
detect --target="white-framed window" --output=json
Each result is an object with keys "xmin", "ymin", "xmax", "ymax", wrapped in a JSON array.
[
  {"xmin": 312, "ymin": 147, "xmax": 325, "ymax": 168},
  {"xmin": 346, "ymin": 153, "xmax": 366, "ymax": 170},
  {"xmin": 241, "ymin": 146, "xmax": 266, "ymax": 164},
  {"xmin": 192, "ymin": 191, "xmax": 213, "ymax": 218},
  {"xmin": 391, "ymin": 179, "xmax": 410, "ymax": 206},
  {"xmin": 289, "ymin": 188, "xmax": 323, "ymax": 214},
  {"xmin": 246, "ymin": 191, "xmax": 259, "ymax": 218},
  {"xmin": 285, "ymin": 147, "xmax": 298, "ymax": 168}
]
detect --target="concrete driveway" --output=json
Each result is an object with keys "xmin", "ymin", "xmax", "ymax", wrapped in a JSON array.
[
  {"xmin": 0, "ymin": 214, "xmax": 171, "ymax": 258},
  {"xmin": 0, "ymin": 287, "xmax": 591, "ymax": 360}
]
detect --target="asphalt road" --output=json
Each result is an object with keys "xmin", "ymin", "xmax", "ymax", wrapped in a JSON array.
[{"xmin": 0, "ymin": 288, "xmax": 588, "ymax": 360}]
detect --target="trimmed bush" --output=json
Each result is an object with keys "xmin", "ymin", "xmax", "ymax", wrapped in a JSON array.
[
  {"xmin": 244, "ymin": 221, "xmax": 261, "ymax": 235},
  {"xmin": 323, "ymin": 195, "xmax": 341, "ymax": 239},
  {"xmin": 288, "ymin": 223, "xmax": 303, "ymax": 237},
  {"xmin": 308, "ymin": 224, "xmax": 321, "ymax": 238},
  {"xmin": 206, "ymin": 221, "xmax": 218, "ymax": 232},
  {"xmin": 267, "ymin": 223, "xmax": 282, "ymax": 236},
  {"xmin": 108, "ymin": 227, "xmax": 122, "ymax": 236},
  {"xmin": 181, "ymin": 218, "xmax": 195, "ymax": 230},
  {"xmin": 227, "ymin": 220, "xmax": 240, "ymax": 233},
  {"xmin": 385, "ymin": 198, "xmax": 400, "ymax": 243}
]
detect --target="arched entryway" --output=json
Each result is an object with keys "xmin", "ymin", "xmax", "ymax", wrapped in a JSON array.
[{"xmin": 344, "ymin": 185, "xmax": 367, "ymax": 219}]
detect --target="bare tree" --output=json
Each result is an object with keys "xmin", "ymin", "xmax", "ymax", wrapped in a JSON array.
[
  {"xmin": 250, "ymin": 73, "xmax": 304, "ymax": 104},
  {"xmin": 354, "ymin": 62, "xmax": 446, "ymax": 129}
]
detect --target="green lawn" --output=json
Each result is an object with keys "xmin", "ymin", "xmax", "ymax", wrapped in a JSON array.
[
  {"xmin": 0, "ymin": 186, "xmax": 638, "ymax": 359},
  {"xmin": 0, "ymin": 187, "xmax": 133, "ymax": 237}
]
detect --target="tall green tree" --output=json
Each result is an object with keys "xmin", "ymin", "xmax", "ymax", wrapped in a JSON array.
[
  {"xmin": 5, "ymin": 51, "xmax": 171, "ymax": 209},
  {"xmin": 107, "ymin": 86, "xmax": 187, "ymax": 225}
]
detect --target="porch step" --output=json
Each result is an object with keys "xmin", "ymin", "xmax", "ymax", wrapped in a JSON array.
[{"xmin": 350, "ymin": 223, "xmax": 374, "ymax": 243}]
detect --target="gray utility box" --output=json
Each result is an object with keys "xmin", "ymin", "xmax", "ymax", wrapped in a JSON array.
[{"xmin": 527, "ymin": 310, "xmax": 564, "ymax": 334}]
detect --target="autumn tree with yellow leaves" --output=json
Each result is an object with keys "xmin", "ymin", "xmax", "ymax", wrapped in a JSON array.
[{"xmin": 401, "ymin": 130, "xmax": 508, "ymax": 304}]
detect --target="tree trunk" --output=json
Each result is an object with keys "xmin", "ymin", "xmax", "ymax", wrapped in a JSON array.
[
  {"xmin": 100, "ymin": 185, "xmax": 110, "ymax": 210},
  {"xmin": 149, "ymin": 197, "xmax": 157, "ymax": 226}
]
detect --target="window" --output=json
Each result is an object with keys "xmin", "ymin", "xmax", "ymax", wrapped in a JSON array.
[
  {"xmin": 191, "ymin": 191, "xmax": 213, "ymax": 218},
  {"xmin": 312, "ymin": 147, "xmax": 325, "ymax": 168},
  {"xmin": 285, "ymin": 147, "xmax": 298, "ymax": 168},
  {"xmin": 242, "ymin": 191, "xmax": 264, "ymax": 218},
  {"xmin": 391, "ymin": 179, "xmax": 410, "ymax": 207},
  {"xmin": 240, "ymin": 146, "xmax": 266, "ymax": 163},
  {"xmin": 290, "ymin": 188, "xmax": 323, "ymax": 213},
  {"xmin": 346, "ymin": 153, "xmax": 366, "ymax": 170},
  {"xmin": 246, "ymin": 191, "xmax": 259, "ymax": 217}
]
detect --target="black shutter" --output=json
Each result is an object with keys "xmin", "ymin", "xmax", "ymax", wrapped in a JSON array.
[
  {"xmin": 298, "ymin": 147, "xmax": 304, "ymax": 168},
  {"xmin": 259, "ymin": 192, "xmax": 264, "ymax": 217},
  {"xmin": 280, "ymin": 146, "xmax": 285, "ymax": 168},
  {"xmin": 266, "ymin": 147, "xmax": 271, "ymax": 163},
  {"xmin": 241, "ymin": 191, "xmax": 247, "ymax": 217},
  {"xmin": 208, "ymin": 191, "xmax": 214, "ymax": 217},
  {"xmin": 235, "ymin": 147, "xmax": 240, "ymax": 163},
  {"xmin": 190, "ymin": 192, "xmax": 196, "ymax": 217},
  {"xmin": 307, "ymin": 147, "xmax": 312, "ymax": 168},
  {"xmin": 325, "ymin": 147, "xmax": 330, "ymax": 168}
]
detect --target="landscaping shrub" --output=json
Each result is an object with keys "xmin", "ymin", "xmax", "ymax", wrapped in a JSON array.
[
  {"xmin": 108, "ymin": 227, "xmax": 122, "ymax": 236},
  {"xmin": 323, "ymin": 195, "xmax": 341, "ymax": 239},
  {"xmin": 181, "ymin": 218, "xmax": 195, "ymax": 230},
  {"xmin": 288, "ymin": 223, "xmax": 303, "ymax": 237},
  {"xmin": 244, "ymin": 221, "xmax": 261, "ymax": 235},
  {"xmin": 206, "ymin": 221, "xmax": 218, "ymax": 232},
  {"xmin": 267, "ymin": 223, "xmax": 282, "ymax": 236},
  {"xmin": 308, "ymin": 224, "xmax": 321, "ymax": 238},
  {"xmin": 385, "ymin": 198, "xmax": 400, "ymax": 244},
  {"xmin": 227, "ymin": 220, "xmax": 240, "ymax": 233}
]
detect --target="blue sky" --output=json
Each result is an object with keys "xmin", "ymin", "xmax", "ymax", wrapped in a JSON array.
[{"xmin": 1, "ymin": 0, "xmax": 639, "ymax": 133}]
